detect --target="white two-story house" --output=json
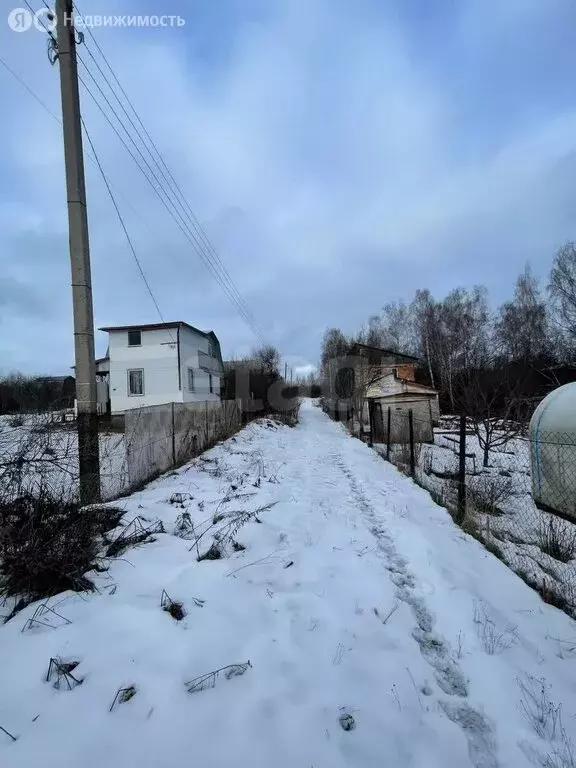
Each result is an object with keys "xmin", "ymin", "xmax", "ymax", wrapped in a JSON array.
[{"xmin": 95, "ymin": 321, "xmax": 224, "ymax": 414}]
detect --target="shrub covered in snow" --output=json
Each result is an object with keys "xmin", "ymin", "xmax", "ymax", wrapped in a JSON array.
[{"xmin": 0, "ymin": 492, "xmax": 123, "ymax": 606}]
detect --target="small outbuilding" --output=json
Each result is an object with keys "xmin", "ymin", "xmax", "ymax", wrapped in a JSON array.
[
  {"xmin": 363, "ymin": 353, "xmax": 439, "ymax": 444},
  {"xmin": 530, "ymin": 382, "xmax": 576, "ymax": 522}
]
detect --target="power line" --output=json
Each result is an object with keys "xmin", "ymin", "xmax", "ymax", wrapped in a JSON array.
[
  {"xmin": 76, "ymin": 63, "xmax": 262, "ymax": 340},
  {"xmin": 0, "ymin": 54, "xmax": 168, "ymax": 240},
  {"xmin": 0, "ymin": 55, "xmax": 59, "ymax": 122},
  {"xmin": 0, "ymin": 55, "xmax": 172, "ymax": 328},
  {"xmin": 77, "ymin": 48, "xmax": 263, "ymax": 341},
  {"xmin": 71, "ymin": 3, "xmax": 264, "ymax": 343},
  {"xmin": 22, "ymin": 0, "xmax": 56, "ymax": 41},
  {"xmin": 78, "ymin": 34, "xmax": 260, "ymax": 334},
  {"xmin": 73, "ymin": 1, "xmax": 258, "ymax": 326},
  {"xmin": 80, "ymin": 116, "xmax": 169, "ymax": 328},
  {"xmin": 5, "ymin": 11, "xmax": 266, "ymax": 345},
  {"xmin": 75, "ymin": 56, "xmax": 264, "ymax": 341},
  {"xmin": 76, "ymin": 66, "xmax": 261, "ymax": 338}
]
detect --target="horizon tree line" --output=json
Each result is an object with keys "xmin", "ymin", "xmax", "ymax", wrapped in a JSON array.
[{"xmin": 320, "ymin": 241, "xmax": 576, "ymax": 414}]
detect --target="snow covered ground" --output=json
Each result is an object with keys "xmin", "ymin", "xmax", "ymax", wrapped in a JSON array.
[
  {"xmin": 1, "ymin": 400, "xmax": 576, "ymax": 768},
  {"xmin": 398, "ymin": 427, "xmax": 576, "ymax": 619}
]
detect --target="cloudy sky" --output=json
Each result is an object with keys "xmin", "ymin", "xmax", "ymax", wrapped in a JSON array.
[{"xmin": 1, "ymin": 0, "xmax": 576, "ymax": 376}]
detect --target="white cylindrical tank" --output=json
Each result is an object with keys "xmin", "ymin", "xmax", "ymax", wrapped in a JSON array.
[{"xmin": 530, "ymin": 382, "xmax": 576, "ymax": 522}]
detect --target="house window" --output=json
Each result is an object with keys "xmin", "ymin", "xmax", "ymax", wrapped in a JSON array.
[
  {"xmin": 209, "ymin": 373, "xmax": 213, "ymax": 394},
  {"xmin": 128, "ymin": 330, "xmax": 141, "ymax": 346},
  {"xmin": 187, "ymin": 368, "xmax": 195, "ymax": 391},
  {"xmin": 128, "ymin": 369, "xmax": 144, "ymax": 396},
  {"xmin": 208, "ymin": 341, "xmax": 216, "ymax": 358}
]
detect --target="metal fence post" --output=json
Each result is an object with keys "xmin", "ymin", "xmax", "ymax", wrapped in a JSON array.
[
  {"xmin": 457, "ymin": 412, "xmax": 467, "ymax": 524},
  {"xmin": 171, "ymin": 402, "xmax": 176, "ymax": 468},
  {"xmin": 408, "ymin": 409, "xmax": 415, "ymax": 476},
  {"xmin": 386, "ymin": 407, "xmax": 391, "ymax": 461},
  {"xmin": 368, "ymin": 400, "xmax": 374, "ymax": 447}
]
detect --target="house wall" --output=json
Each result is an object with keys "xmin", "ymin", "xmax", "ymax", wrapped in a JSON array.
[
  {"xmin": 108, "ymin": 328, "xmax": 181, "ymax": 413},
  {"xmin": 179, "ymin": 326, "xmax": 221, "ymax": 403},
  {"xmin": 382, "ymin": 395, "xmax": 434, "ymax": 420},
  {"xmin": 370, "ymin": 395, "xmax": 436, "ymax": 443},
  {"xmin": 367, "ymin": 372, "xmax": 440, "ymax": 425},
  {"xmin": 367, "ymin": 372, "xmax": 405, "ymax": 398}
]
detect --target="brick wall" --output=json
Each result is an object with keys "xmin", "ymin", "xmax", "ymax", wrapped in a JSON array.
[{"xmin": 396, "ymin": 364, "xmax": 415, "ymax": 382}]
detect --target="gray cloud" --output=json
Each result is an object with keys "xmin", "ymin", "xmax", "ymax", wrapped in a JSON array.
[
  {"xmin": 0, "ymin": 276, "xmax": 48, "ymax": 318},
  {"xmin": 1, "ymin": 0, "xmax": 576, "ymax": 374}
]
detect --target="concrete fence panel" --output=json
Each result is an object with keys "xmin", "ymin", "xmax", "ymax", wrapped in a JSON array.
[{"xmin": 125, "ymin": 400, "xmax": 242, "ymax": 489}]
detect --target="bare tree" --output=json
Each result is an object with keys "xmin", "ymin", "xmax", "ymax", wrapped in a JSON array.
[
  {"xmin": 381, "ymin": 300, "xmax": 415, "ymax": 353},
  {"xmin": 320, "ymin": 328, "xmax": 352, "ymax": 398},
  {"xmin": 0, "ymin": 372, "xmax": 75, "ymax": 415},
  {"xmin": 457, "ymin": 366, "xmax": 528, "ymax": 468},
  {"xmin": 365, "ymin": 314, "xmax": 387, "ymax": 348},
  {"xmin": 408, "ymin": 287, "xmax": 491, "ymax": 410},
  {"xmin": 549, "ymin": 242, "xmax": 576, "ymax": 352},
  {"xmin": 496, "ymin": 264, "xmax": 548, "ymax": 362},
  {"xmin": 251, "ymin": 345, "xmax": 281, "ymax": 378},
  {"xmin": 320, "ymin": 328, "xmax": 350, "ymax": 371},
  {"xmin": 437, "ymin": 287, "xmax": 492, "ymax": 409},
  {"xmin": 411, "ymin": 289, "xmax": 437, "ymax": 389}
]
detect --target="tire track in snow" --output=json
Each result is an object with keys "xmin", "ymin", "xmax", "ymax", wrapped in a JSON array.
[{"xmin": 333, "ymin": 454, "xmax": 500, "ymax": 768}]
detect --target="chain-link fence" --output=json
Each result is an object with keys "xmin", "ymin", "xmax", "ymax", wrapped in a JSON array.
[
  {"xmin": 0, "ymin": 413, "xmax": 127, "ymax": 502},
  {"xmin": 0, "ymin": 397, "xmax": 301, "ymax": 504},
  {"xmin": 371, "ymin": 407, "xmax": 576, "ymax": 620}
]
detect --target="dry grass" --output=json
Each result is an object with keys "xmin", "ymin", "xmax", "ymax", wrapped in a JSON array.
[
  {"xmin": 185, "ymin": 661, "xmax": 251, "ymax": 693},
  {"xmin": 467, "ymin": 473, "xmax": 516, "ymax": 516},
  {"xmin": 473, "ymin": 600, "xmax": 517, "ymax": 655},
  {"xmin": 537, "ymin": 516, "xmax": 576, "ymax": 564},
  {"xmin": 517, "ymin": 675, "xmax": 562, "ymax": 741}
]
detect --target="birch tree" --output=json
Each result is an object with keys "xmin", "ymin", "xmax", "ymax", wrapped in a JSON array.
[
  {"xmin": 549, "ymin": 242, "xmax": 576, "ymax": 354},
  {"xmin": 381, "ymin": 300, "xmax": 415, "ymax": 352},
  {"xmin": 495, "ymin": 264, "xmax": 548, "ymax": 362}
]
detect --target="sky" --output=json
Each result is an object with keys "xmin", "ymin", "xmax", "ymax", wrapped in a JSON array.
[{"xmin": 1, "ymin": 0, "xmax": 576, "ymax": 377}]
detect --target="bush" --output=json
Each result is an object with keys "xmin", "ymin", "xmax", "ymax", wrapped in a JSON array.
[
  {"xmin": 7, "ymin": 414, "xmax": 25, "ymax": 428},
  {"xmin": 273, "ymin": 399, "xmax": 301, "ymax": 427},
  {"xmin": 468, "ymin": 473, "xmax": 515, "ymax": 516},
  {"xmin": 0, "ymin": 493, "xmax": 123, "ymax": 604},
  {"xmin": 537, "ymin": 515, "xmax": 576, "ymax": 564}
]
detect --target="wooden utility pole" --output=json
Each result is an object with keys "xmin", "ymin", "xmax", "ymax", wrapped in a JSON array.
[{"xmin": 56, "ymin": 0, "xmax": 101, "ymax": 503}]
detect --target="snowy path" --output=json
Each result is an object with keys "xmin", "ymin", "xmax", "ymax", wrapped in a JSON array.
[{"xmin": 1, "ymin": 400, "xmax": 576, "ymax": 768}]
